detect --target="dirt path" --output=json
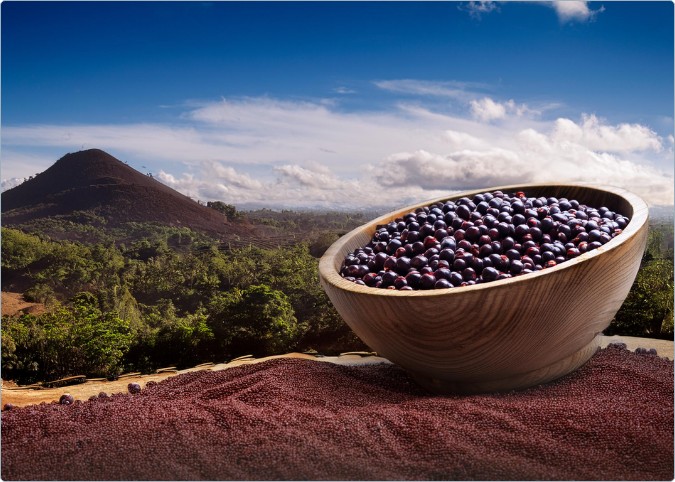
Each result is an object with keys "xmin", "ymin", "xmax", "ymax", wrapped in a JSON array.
[{"xmin": 1, "ymin": 291, "xmax": 46, "ymax": 316}]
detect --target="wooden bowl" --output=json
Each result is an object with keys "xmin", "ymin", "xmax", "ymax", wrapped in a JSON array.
[{"xmin": 319, "ymin": 184, "xmax": 649, "ymax": 394}]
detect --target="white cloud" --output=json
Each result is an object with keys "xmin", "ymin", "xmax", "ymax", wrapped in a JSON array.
[
  {"xmin": 514, "ymin": 127, "xmax": 672, "ymax": 203},
  {"xmin": 207, "ymin": 161, "xmax": 264, "ymax": 190},
  {"xmin": 470, "ymin": 97, "xmax": 507, "ymax": 121},
  {"xmin": 374, "ymin": 79, "xmax": 486, "ymax": 102},
  {"xmin": 1, "ymin": 178, "xmax": 24, "ymax": 191},
  {"xmin": 551, "ymin": 1, "xmax": 605, "ymax": 23},
  {"xmin": 2, "ymin": 92, "xmax": 672, "ymax": 207},
  {"xmin": 458, "ymin": 1, "xmax": 499, "ymax": 19},
  {"xmin": 1, "ymin": 123, "xmax": 220, "ymax": 166},
  {"xmin": 552, "ymin": 114, "xmax": 663, "ymax": 152},
  {"xmin": 375, "ymin": 148, "xmax": 527, "ymax": 190},
  {"xmin": 275, "ymin": 164, "xmax": 345, "ymax": 190},
  {"xmin": 0, "ymin": 149, "xmax": 53, "ymax": 181},
  {"xmin": 443, "ymin": 130, "xmax": 488, "ymax": 149},
  {"xmin": 458, "ymin": 2, "xmax": 604, "ymax": 24},
  {"xmin": 374, "ymin": 123, "xmax": 672, "ymax": 206},
  {"xmin": 469, "ymin": 97, "xmax": 534, "ymax": 122}
]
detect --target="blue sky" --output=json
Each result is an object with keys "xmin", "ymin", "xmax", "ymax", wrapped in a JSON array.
[{"xmin": 2, "ymin": 1, "xmax": 674, "ymax": 208}]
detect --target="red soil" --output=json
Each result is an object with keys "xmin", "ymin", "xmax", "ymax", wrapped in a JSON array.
[
  {"xmin": 1, "ymin": 292, "xmax": 46, "ymax": 317},
  {"xmin": 2, "ymin": 344, "xmax": 672, "ymax": 480}
]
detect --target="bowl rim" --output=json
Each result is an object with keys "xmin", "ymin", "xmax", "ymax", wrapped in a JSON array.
[{"xmin": 319, "ymin": 182, "xmax": 649, "ymax": 298}]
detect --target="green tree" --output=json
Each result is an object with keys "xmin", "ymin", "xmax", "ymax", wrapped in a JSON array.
[
  {"xmin": 154, "ymin": 309, "xmax": 215, "ymax": 367},
  {"xmin": 208, "ymin": 284, "xmax": 299, "ymax": 357},
  {"xmin": 610, "ymin": 259, "xmax": 674, "ymax": 337},
  {"xmin": 207, "ymin": 201, "xmax": 240, "ymax": 221},
  {"xmin": 1, "ymin": 228, "xmax": 51, "ymax": 272},
  {"xmin": 610, "ymin": 225, "xmax": 674, "ymax": 338},
  {"xmin": 1, "ymin": 293, "xmax": 132, "ymax": 384}
]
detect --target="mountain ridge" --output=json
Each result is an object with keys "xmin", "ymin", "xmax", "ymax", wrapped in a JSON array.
[{"xmin": 1, "ymin": 149, "xmax": 246, "ymax": 238}]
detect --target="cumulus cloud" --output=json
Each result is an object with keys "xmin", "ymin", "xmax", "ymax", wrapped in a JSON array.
[
  {"xmin": 443, "ymin": 130, "xmax": 488, "ymax": 149},
  {"xmin": 155, "ymin": 159, "xmax": 425, "ymax": 210},
  {"xmin": 552, "ymin": 114, "xmax": 663, "ymax": 152},
  {"xmin": 470, "ymin": 97, "xmax": 507, "ymax": 121},
  {"xmin": 207, "ymin": 161, "xmax": 264, "ymax": 190},
  {"xmin": 369, "ymin": 110, "xmax": 671, "ymax": 206},
  {"xmin": 275, "ymin": 164, "xmax": 345, "ymax": 190},
  {"xmin": 2, "ymin": 92, "xmax": 672, "ymax": 207},
  {"xmin": 469, "ymin": 97, "xmax": 533, "ymax": 122},
  {"xmin": 1, "ymin": 178, "xmax": 24, "ymax": 191},
  {"xmin": 375, "ymin": 148, "xmax": 527, "ymax": 190},
  {"xmin": 375, "ymin": 128, "xmax": 672, "ymax": 206},
  {"xmin": 514, "ymin": 127, "xmax": 672, "ymax": 203},
  {"xmin": 551, "ymin": 1, "xmax": 605, "ymax": 23}
]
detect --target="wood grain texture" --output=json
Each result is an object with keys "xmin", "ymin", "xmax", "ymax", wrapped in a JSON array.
[{"xmin": 319, "ymin": 183, "xmax": 649, "ymax": 394}]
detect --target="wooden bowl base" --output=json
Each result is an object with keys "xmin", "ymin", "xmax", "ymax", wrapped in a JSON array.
[{"xmin": 410, "ymin": 334, "xmax": 602, "ymax": 395}]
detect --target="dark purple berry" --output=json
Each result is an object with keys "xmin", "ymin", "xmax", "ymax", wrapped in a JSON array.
[
  {"xmin": 405, "ymin": 272, "xmax": 422, "ymax": 289},
  {"xmin": 419, "ymin": 273, "xmax": 437, "ymax": 290},
  {"xmin": 567, "ymin": 247, "xmax": 581, "ymax": 258},
  {"xmin": 462, "ymin": 267, "xmax": 477, "ymax": 281},
  {"xmin": 456, "ymin": 204, "xmax": 471, "ymax": 220},
  {"xmin": 341, "ymin": 190, "xmax": 627, "ymax": 290},
  {"xmin": 481, "ymin": 266, "xmax": 499, "ymax": 282},
  {"xmin": 449, "ymin": 271, "xmax": 463, "ymax": 286},
  {"xmin": 381, "ymin": 271, "xmax": 398, "ymax": 287},
  {"xmin": 363, "ymin": 273, "xmax": 379, "ymax": 287},
  {"xmin": 434, "ymin": 279, "xmax": 453, "ymax": 289},
  {"xmin": 386, "ymin": 239, "xmax": 402, "ymax": 254},
  {"xmin": 383, "ymin": 256, "xmax": 398, "ymax": 271},
  {"xmin": 452, "ymin": 257, "xmax": 467, "ymax": 271},
  {"xmin": 509, "ymin": 260, "xmax": 524, "ymax": 275},
  {"xmin": 394, "ymin": 276, "xmax": 408, "ymax": 290},
  {"xmin": 434, "ymin": 268, "xmax": 452, "ymax": 281},
  {"xmin": 395, "ymin": 257, "xmax": 412, "ymax": 274},
  {"xmin": 411, "ymin": 255, "xmax": 429, "ymax": 270}
]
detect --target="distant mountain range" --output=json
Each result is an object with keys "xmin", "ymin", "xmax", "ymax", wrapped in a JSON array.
[
  {"xmin": 1, "ymin": 149, "xmax": 252, "ymax": 238},
  {"xmin": 648, "ymin": 205, "xmax": 674, "ymax": 222}
]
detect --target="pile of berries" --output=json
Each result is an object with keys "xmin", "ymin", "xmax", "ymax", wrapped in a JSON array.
[{"xmin": 340, "ymin": 190, "xmax": 629, "ymax": 290}]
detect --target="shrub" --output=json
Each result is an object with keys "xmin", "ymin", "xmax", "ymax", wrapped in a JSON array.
[
  {"xmin": 609, "ymin": 224, "xmax": 674, "ymax": 338},
  {"xmin": 1, "ymin": 293, "xmax": 132, "ymax": 384},
  {"xmin": 1, "ymin": 228, "xmax": 51, "ymax": 271},
  {"xmin": 208, "ymin": 284, "xmax": 299, "ymax": 357}
]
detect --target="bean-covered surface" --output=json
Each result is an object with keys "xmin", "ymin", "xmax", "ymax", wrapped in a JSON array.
[{"xmin": 2, "ymin": 344, "xmax": 672, "ymax": 481}]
